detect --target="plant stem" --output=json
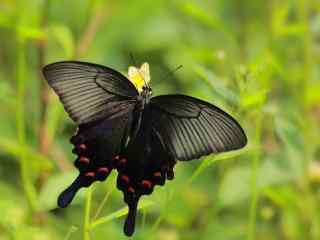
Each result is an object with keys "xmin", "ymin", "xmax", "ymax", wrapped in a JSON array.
[
  {"xmin": 64, "ymin": 226, "xmax": 78, "ymax": 240},
  {"xmin": 298, "ymin": 1, "xmax": 320, "ymax": 239},
  {"xmin": 83, "ymin": 186, "xmax": 92, "ymax": 240},
  {"xmin": 141, "ymin": 208, "xmax": 147, "ymax": 229},
  {"xmin": 16, "ymin": 18, "xmax": 37, "ymax": 214},
  {"xmin": 75, "ymin": 0, "xmax": 110, "ymax": 58},
  {"xmin": 150, "ymin": 188, "xmax": 175, "ymax": 233},
  {"xmin": 36, "ymin": 0, "xmax": 52, "ymax": 192},
  {"xmin": 78, "ymin": 2, "xmax": 110, "ymax": 239},
  {"xmin": 248, "ymin": 111, "xmax": 262, "ymax": 240},
  {"xmin": 236, "ymin": 0, "xmax": 248, "ymax": 61},
  {"xmin": 38, "ymin": 0, "xmax": 51, "ymax": 156},
  {"xmin": 92, "ymin": 185, "xmax": 114, "ymax": 220},
  {"xmin": 299, "ymin": 0, "xmax": 312, "ymax": 110}
]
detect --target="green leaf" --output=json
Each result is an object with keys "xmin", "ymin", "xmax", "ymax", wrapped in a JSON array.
[
  {"xmin": 46, "ymin": 96, "xmax": 69, "ymax": 141},
  {"xmin": 275, "ymin": 117, "xmax": 304, "ymax": 180},
  {"xmin": 178, "ymin": 2, "xmax": 223, "ymax": 31},
  {"xmin": 12, "ymin": 225, "xmax": 59, "ymax": 240},
  {"xmin": 240, "ymin": 89, "xmax": 268, "ymax": 110},
  {"xmin": 49, "ymin": 24, "xmax": 75, "ymax": 58},
  {"xmin": 193, "ymin": 64, "xmax": 238, "ymax": 105},
  {"xmin": 219, "ymin": 158, "xmax": 294, "ymax": 207},
  {"xmin": 0, "ymin": 11, "xmax": 11, "ymax": 27},
  {"xmin": 281, "ymin": 208, "xmax": 303, "ymax": 239},
  {"xmin": 0, "ymin": 182, "xmax": 27, "ymax": 228},
  {"xmin": 90, "ymin": 199, "xmax": 154, "ymax": 229},
  {"xmin": 306, "ymin": 82, "xmax": 320, "ymax": 107},
  {"xmin": 0, "ymin": 137, "xmax": 53, "ymax": 172},
  {"xmin": 17, "ymin": 25, "xmax": 46, "ymax": 40},
  {"xmin": 188, "ymin": 148, "xmax": 248, "ymax": 184},
  {"xmin": 0, "ymin": 80, "xmax": 15, "ymax": 107},
  {"xmin": 37, "ymin": 171, "xmax": 79, "ymax": 211},
  {"xmin": 219, "ymin": 166, "xmax": 251, "ymax": 207}
]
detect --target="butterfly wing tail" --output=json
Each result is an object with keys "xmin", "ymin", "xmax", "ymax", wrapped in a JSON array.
[
  {"xmin": 57, "ymin": 115, "xmax": 132, "ymax": 208},
  {"xmin": 58, "ymin": 175, "xmax": 82, "ymax": 208},
  {"xmin": 124, "ymin": 197, "xmax": 139, "ymax": 236}
]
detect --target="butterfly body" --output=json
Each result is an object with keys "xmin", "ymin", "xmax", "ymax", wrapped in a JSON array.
[{"xmin": 43, "ymin": 61, "xmax": 247, "ymax": 236}]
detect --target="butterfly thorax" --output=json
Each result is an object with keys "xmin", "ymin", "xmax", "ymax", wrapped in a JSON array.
[
  {"xmin": 140, "ymin": 85, "xmax": 152, "ymax": 103},
  {"xmin": 130, "ymin": 86, "xmax": 152, "ymax": 141}
]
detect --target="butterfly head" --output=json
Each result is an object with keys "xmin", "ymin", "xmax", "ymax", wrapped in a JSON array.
[{"xmin": 128, "ymin": 62, "xmax": 151, "ymax": 93}]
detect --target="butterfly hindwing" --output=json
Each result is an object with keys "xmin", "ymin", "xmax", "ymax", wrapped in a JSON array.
[
  {"xmin": 149, "ymin": 94, "xmax": 247, "ymax": 161},
  {"xmin": 58, "ymin": 111, "xmax": 134, "ymax": 208},
  {"xmin": 115, "ymin": 107, "xmax": 176, "ymax": 236},
  {"xmin": 70, "ymin": 94, "xmax": 246, "ymax": 235},
  {"xmin": 43, "ymin": 61, "xmax": 138, "ymax": 124}
]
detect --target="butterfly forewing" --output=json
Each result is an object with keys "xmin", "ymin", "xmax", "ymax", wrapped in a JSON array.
[
  {"xmin": 149, "ymin": 95, "xmax": 247, "ymax": 161},
  {"xmin": 43, "ymin": 61, "xmax": 138, "ymax": 124},
  {"xmin": 42, "ymin": 61, "xmax": 138, "ymax": 208}
]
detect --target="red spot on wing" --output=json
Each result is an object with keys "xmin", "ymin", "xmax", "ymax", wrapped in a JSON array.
[
  {"xmin": 153, "ymin": 171, "xmax": 161, "ymax": 177},
  {"xmin": 127, "ymin": 186, "xmax": 135, "ymax": 193},
  {"xmin": 85, "ymin": 172, "xmax": 95, "ymax": 178},
  {"xmin": 98, "ymin": 167, "xmax": 109, "ymax": 174},
  {"xmin": 79, "ymin": 156, "xmax": 90, "ymax": 164},
  {"xmin": 141, "ymin": 180, "xmax": 152, "ymax": 189},
  {"xmin": 119, "ymin": 158, "xmax": 127, "ymax": 165},
  {"xmin": 79, "ymin": 144, "xmax": 87, "ymax": 150},
  {"xmin": 120, "ymin": 175, "xmax": 130, "ymax": 184}
]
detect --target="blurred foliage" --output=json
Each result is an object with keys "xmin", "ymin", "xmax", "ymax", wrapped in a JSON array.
[{"xmin": 0, "ymin": 0, "xmax": 320, "ymax": 239}]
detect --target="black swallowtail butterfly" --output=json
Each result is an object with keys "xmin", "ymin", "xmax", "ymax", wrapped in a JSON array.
[{"xmin": 43, "ymin": 61, "xmax": 247, "ymax": 236}]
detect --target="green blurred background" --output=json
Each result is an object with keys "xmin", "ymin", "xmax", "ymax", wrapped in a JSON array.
[{"xmin": 1, "ymin": 0, "xmax": 320, "ymax": 239}]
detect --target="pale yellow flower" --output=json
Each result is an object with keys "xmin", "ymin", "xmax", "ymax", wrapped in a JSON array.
[{"xmin": 128, "ymin": 62, "xmax": 150, "ymax": 92}]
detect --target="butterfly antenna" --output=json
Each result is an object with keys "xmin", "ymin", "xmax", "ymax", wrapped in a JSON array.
[{"xmin": 162, "ymin": 65, "xmax": 183, "ymax": 81}]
